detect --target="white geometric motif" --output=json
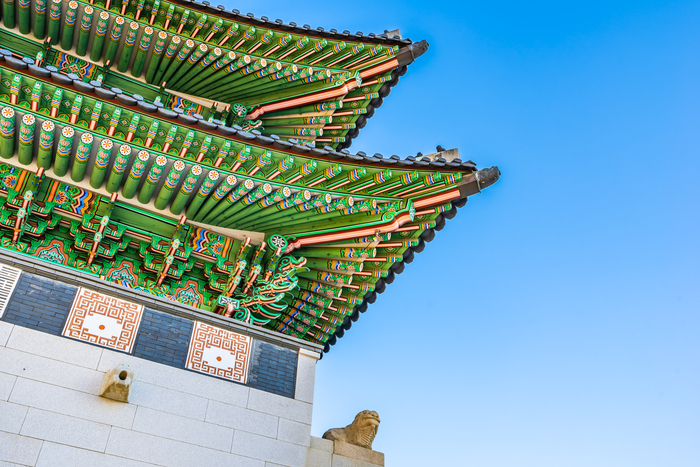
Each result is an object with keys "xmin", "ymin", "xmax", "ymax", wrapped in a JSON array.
[
  {"xmin": 62, "ymin": 288, "xmax": 144, "ymax": 353},
  {"xmin": 186, "ymin": 321, "xmax": 251, "ymax": 383}
]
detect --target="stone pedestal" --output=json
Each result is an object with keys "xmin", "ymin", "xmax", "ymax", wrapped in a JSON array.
[
  {"xmin": 306, "ymin": 437, "xmax": 384, "ymax": 467},
  {"xmin": 332, "ymin": 440, "xmax": 384, "ymax": 466}
]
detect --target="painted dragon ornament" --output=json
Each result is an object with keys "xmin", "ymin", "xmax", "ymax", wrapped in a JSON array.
[{"xmin": 222, "ymin": 235, "xmax": 309, "ymax": 326}]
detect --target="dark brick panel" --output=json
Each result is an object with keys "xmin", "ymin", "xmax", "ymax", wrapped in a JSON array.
[
  {"xmin": 132, "ymin": 308, "xmax": 193, "ymax": 367},
  {"xmin": 1, "ymin": 273, "xmax": 76, "ymax": 335},
  {"xmin": 248, "ymin": 340, "xmax": 298, "ymax": 399},
  {"xmin": 2, "ymin": 270, "xmax": 301, "ymax": 399}
]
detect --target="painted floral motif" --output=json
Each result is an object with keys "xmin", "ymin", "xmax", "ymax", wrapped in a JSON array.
[
  {"xmin": 52, "ymin": 183, "xmax": 94, "ymax": 215},
  {"xmin": 173, "ymin": 281, "xmax": 203, "ymax": 307},
  {"xmin": 35, "ymin": 241, "xmax": 67, "ymax": 264},
  {"xmin": 49, "ymin": 52, "xmax": 97, "ymax": 79},
  {"xmin": 49, "ymin": 0, "xmax": 60, "ymax": 19},
  {"xmin": 107, "ymin": 263, "xmax": 137, "ymax": 287},
  {"xmin": 190, "ymin": 227, "xmax": 230, "ymax": 258},
  {"xmin": 80, "ymin": 9, "xmax": 92, "ymax": 31}
]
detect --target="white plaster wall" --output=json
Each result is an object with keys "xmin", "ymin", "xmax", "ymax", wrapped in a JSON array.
[{"xmin": 0, "ymin": 320, "xmax": 315, "ymax": 467}]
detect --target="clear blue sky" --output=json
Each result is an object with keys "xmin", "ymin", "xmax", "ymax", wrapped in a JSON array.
[{"xmin": 235, "ymin": 1, "xmax": 699, "ymax": 465}]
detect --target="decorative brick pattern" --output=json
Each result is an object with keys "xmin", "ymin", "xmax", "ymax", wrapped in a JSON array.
[
  {"xmin": 186, "ymin": 322, "xmax": 252, "ymax": 383},
  {"xmin": 1, "ymin": 273, "xmax": 76, "ymax": 335},
  {"xmin": 62, "ymin": 288, "xmax": 144, "ymax": 353},
  {"xmin": 248, "ymin": 340, "xmax": 298, "ymax": 398},
  {"xmin": 2, "ymin": 267, "xmax": 304, "ymax": 398},
  {"xmin": 132, "ymin": 309, "xmax": 193, "ymax": 368}
]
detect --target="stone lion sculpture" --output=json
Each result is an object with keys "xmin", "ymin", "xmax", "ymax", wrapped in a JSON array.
[{"xmin": 322, "ymin": 410, "xmax": 381, "ymax": 450}]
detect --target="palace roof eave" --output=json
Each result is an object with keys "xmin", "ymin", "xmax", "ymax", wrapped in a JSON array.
[
  {"xmin": 172, "ymin": 0, "xmax": 415, "ymax": 47},
  {"xmin": 1, "ymin": 9, "xmax": 430, "ymax": 152},
  {"xmin": 2, "ymin": 57, "xmax": 456, "ymax": 172},
  {"xmin": 320, "ymin": 166, "xmax": 501, "ymax": 355}
]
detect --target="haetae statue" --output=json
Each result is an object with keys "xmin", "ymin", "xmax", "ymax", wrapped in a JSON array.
[{"xmin": 322, "ymin": 410, "xmax": 381, "ymax": 450}]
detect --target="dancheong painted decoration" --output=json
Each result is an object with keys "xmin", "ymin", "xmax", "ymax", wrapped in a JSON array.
[{"xmin": 0, "ymin": 0, "xmax": 499, "ymax": 351}]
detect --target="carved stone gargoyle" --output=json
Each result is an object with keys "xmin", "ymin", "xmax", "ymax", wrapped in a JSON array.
[
  {"xmin": 322, "ymin": 410, "xmax": 381, "ymax": 450},
  {"xmin": 99, "ymin": 365, "xmax": 133, "ymax": 403}
]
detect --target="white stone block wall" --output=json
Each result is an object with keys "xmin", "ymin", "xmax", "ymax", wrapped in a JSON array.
[
  {"xmin": 0, "ymin": 320, "xmax": 317, "ymax": 467},
  {"xmin": 0, "ymin": 318, "xmax": 383, "ymax": 467},
  {"xmin": 306, "ymin": 437, "xmax": 334, "ymax": 467}
]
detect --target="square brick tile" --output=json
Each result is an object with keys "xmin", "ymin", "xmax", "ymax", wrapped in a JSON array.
[
  {"xmin": 185, "ymin": 322, "xmax": 251, "ymax": 383},
  {"xmin": 62, "ymin": 288, "xmax": 144, "ymax": 353}
]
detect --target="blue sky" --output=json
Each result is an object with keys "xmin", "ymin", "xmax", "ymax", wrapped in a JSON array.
[{"xmin": 234, "ymin": 1, "xmax": 699, "ymax": 465}]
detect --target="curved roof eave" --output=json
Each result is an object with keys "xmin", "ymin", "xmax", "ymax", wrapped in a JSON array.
[
  {"xmin": 173, "ymin": 0, "xmax": 415, "ymax": 46},
  {"xmin": 320, "ymin": 166, "xmax": 501, "ymax": 356}
]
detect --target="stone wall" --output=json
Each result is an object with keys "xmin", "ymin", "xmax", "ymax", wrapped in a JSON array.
[
  {"xmin": 0, "ymin": 261, "xmax": 385, "ymax": 467},
  {"xmin": 0, "ymin": 320, "xmax": 319, "ymax": 467},
  {"xmin": 0, "ymin": 268, "xmax": 301, "ymax": 399}
]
